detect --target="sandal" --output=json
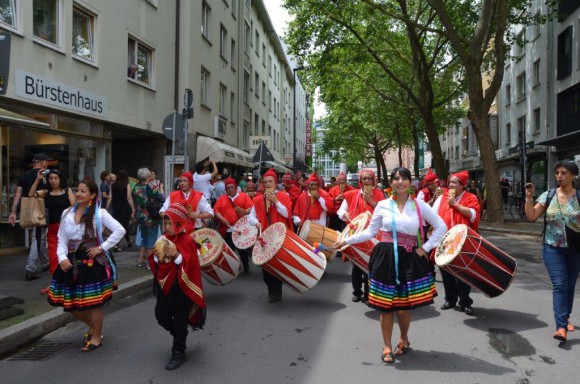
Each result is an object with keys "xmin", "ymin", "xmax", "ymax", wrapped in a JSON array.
[
  {"xmin": 395, "ymin": 340, "xmax": 411, "ymax": 356},
  {"xmin": 567, "ymin": 321, "xmax": 575, "ymax": 332},
  {"xmin": 381, "ymin": 348, "xmax": 395, "ymax": 364},
  {"xmin": 81, "ymin": 336, "xmax": 103, "ymax": 352},
  {"xmin": 553, "ymin": 328, "xmax": 567, "ymax": 342}
]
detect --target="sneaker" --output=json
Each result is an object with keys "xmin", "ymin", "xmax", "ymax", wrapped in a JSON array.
[{"xmin": 165, "ymin": 351, "xmax": 186, "ymax": 370}]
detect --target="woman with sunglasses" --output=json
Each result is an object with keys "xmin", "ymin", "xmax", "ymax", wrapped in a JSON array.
[{"xmin": 335, "ymin": 167, "xmax": 446, "ymax": 364}]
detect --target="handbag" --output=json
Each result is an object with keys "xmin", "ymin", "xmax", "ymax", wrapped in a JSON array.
[
  {"xmin": 19, "ymin": 197, "xmax": 46, "ymax": 228},
  {"xmin": 127, "ymin": 217, "xmax": 138, "ymax": 236},
  {"xmin": 146, "ymin": 185, "xmax": 164, "ymax": 220},
  {"xmin": 565, "ymin": 225, "xmax": 580, "ymax": 251}
]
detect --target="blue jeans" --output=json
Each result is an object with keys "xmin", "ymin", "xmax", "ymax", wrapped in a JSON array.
[
  {"xmin": 139, "ymin": 224, "xmax": 160, "ymax": 249},
  {"xmin": 542, "ymin": 244, "xmax": 580, "ymax": 330}
]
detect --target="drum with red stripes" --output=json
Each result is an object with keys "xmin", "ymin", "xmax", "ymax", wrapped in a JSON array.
[
  {"xmin": 252, "ymin": 222, "xmax": 327, "ymax": 293},
  {"xmin": 232, "ymin": 216, "xmax": 258, "ymax": 250},
  {"xmin": 435, "ymin": 224, "xmax": 517, "ymax": 298},
  {"xmin": 191, "ymin": 228, "xmax": 241, "ymax": 286},
  {"xmin": 340, "ymin": 212, "xmax": 376, "ymax": 274},
  {"xmin": 298, "ymin": 220, "xmax": 339, "ymax": 261}
]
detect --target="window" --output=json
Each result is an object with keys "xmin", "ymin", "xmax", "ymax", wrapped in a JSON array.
[
  {"xmin": 243, "ymin": 70, "xmax": 249, "ymax": 102},
  {"xmin": 557, "ymin": 26, "xmax": 572, "ymax": 80},
  {"xmin": 72, "ymin": 6, "xmax": 95, "ymax": 61},
  {"xmin": 516, "ymin": 72, "xmax": 526, "ymax": 100},
  {"xmin": 505, "ymin": 84, "xmax": 511, "ymax": 106},
  {"xmin": 33, "ymin": 0, "xmax": 61, "ymax": 46},
  {"xmin": 201, "ymin": 1, "xmax": 210, "ymax": 39},
  {"xmin": 230, "ymin": 91, "xmax": 235, "ymax": 121},
  {"xmin": 254, "ymin": 72, "xmax": 259, "ymax": 97},
  {"xmin": 531, "ymin": 11, "xmax": 540, "ymax": 41},
  {"xmin": 273, "ymin": 97, "xmax": 277, "ymax": 118},
  {"xmin": 261, "ymin": 82, "xmax": 265, "ymax": 105},
  {"xmin": 269, "ymin": 55, "xmax": 272, "ymax": 77},
  {"xmin": 219, "ymin": 24, "xmax": 227, "ymax": 59},
  {"xmin": 254, "ymin": 113, "xmax": 259, "ymax": 135},
  {"xmin": 533, "ymin": 108, "xmax": 541, "ymax": 133},
  {"xmin": 200, "ymin": 67, "xmax": 210, "ymax": 106},
  {"xmin": 231, "ymin": 0, "xmax": 237, "ymax": 18},
  {"xmin": 262, "ymin": 44, "xmax": 266, "ymax": 66},
  {"xmin": 230, "ymin": 38, "xmax": 236, "ymax": 70},
  {"xmin": 219, "ymin": 83, "xmax": 227, "ymax": 116},
  {"xmin": 514, "ymin": 29, "xmax": 525, "ymax": 58},
  {"xmin": 243, "ymin": 121, "xmax": 249, "ymax": 150},
  {"xmin": 531, "ymin": 59, "xmax": 540, "ymax": 87},
  {"xmin": 262, "ymin": 119, "xmax": 265, "ymax": 135},
  {"xmin": 517, "ymin": 116, "xmax": 526, "ymax": 137},
  {"xmin": 455, "ymin": 146, "xmax": 459, "ymax": 160},
  {"xmin": 506, "ymin": 123, "xmax": 511, "ymax": 145},
  {"xmin": 0, "ymin": 0, "xmax": 17, "ymax": 29},
  {"xmin": 146, "ymin": 0, "xmax": 158, "ymax": 6},
  {"xmin": 268, "ymin": 90, "xmax": 272, "ymax": 110},
  {"xmin": 244, "ymin": 22, "xmax": 250, "ymax": 53},
  {"xmin": 128, "ymin": 37, "xmax": 154, "ymax": 86},
  {"xmin": 255, "ymin": 30, "xmax": 260, "ymax": 55}
]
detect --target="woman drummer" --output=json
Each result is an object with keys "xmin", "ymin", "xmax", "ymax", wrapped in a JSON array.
[
  {"xmin": 334, "ymin": 167, "xmax": 447, "ymax": 364},
  {"xmin": 525, "ymin": 160, "xmax": 580, "ymax": 342}
]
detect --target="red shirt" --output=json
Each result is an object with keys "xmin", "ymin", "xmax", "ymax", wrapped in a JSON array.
[
  {"xmin": 293, "ymin": 188, "xmax": 333, "ymax": 223},
  {"xmin": 253, "ymin": 191, "xmax": 293, "ymax": 230},
  {"xmin": 342, "ymin": 188, "xmax": 386, "ymax": 217},
  {"xmin": 328, "ymin": 184, "xmax": 354, "ymax": 214}
]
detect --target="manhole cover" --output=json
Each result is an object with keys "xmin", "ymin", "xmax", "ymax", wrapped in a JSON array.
[{"xmin": 7, "ymin": 342, "xmax": 73, "ymax": 361}]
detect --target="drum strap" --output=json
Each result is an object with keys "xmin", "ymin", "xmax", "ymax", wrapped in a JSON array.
[{"xmin": 390, "ymin": 199, "xmax": 400, "ymax": 285}]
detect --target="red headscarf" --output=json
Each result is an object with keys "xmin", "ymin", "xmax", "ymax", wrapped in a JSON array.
[
  {"xmin": 180, "ymin": 172, "xmax": 194, "ymax": 187},
  {"xmin": 307, "ymin": 172, "xmax": 320, "ymax": 184},
  {"xmin": 451, "ymin": 171, "xmax": 469, "ymax": 186},
  {"xmin": 263, "ymin": 168, "xmax": 278, "ymax": 184},
  {"xmin": 337, "ymin": 172, "xmax": 347, "ymax": 182},
  {"xmin": 424, "ymin": 169, "xmax": 437, "ymax": 183},
  {"xmin": 358, "ymin": 169, "xmax": 376, "ymax": 186},
  {"xmin": 164, "ymin": 203, "xmax": 194, "ymax": 236}
]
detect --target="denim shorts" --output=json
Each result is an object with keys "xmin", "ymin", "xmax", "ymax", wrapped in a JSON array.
[{"xmin": 139, "ymin": 225, "xmax": 159, "ymax": 249}]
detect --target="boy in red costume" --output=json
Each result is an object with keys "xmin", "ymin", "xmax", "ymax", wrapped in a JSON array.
[{"xmin": 149, "ymin": 203, "xmax": 206, "ymax": 370}]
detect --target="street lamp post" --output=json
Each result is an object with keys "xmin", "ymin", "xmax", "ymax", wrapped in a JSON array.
[{"xmin": 292, "ymin": 66, "xmax": 304, "ymax": 171}]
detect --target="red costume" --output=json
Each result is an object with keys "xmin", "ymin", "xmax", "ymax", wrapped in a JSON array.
[
  {"xmin": 421, "ymin": 169, "xmax": 437, "ymax": 203},
  {"xmin": 252, "ymin": 169, "xmax": 293, "ymax": 230},
  {"xmin": 328, "ymin": 184, "xmax": 354, "ymax": 215},
  {"xmin": 168, "ymin": 172, "xmax": 204, "ymax": 219},
  {"xmin": 213, "ymin": 179, "xmax": 254, "ymax": 236},
  {"xmin": 436, "ymin": 171, "xmax": 480, "ymax": 232},
  {"xmin": 293, "ymin": 173, "xmax": 333, "ymax": 225},
  {"xmin": 282, "ymin": 172, "xmax": 301, "ymax": 210}
]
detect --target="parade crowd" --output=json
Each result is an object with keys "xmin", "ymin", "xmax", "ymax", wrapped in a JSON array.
[{"xmin": 7, "ymin": 155, "xmax": 580, "ymax": 370}]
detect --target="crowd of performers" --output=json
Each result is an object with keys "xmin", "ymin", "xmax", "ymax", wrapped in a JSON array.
[{"xmin": 45, "ymin": 162, "xmax": 580, "ymax": 369}]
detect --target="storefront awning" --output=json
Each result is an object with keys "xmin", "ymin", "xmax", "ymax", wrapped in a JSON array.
[
  {"xmin": 0, "ymin": 108, "xmax": 50, "ymax": 129},
  {"xmin": 196, "ymin": 136, "xmax": 254, "ymax": 168},
  {"xmin": 262, "ymin": 160, "xmax": 292, "ymax": 174},
  {"xmin": 537, "ymin": 131, "xmax": 580, "ymax": 147}
]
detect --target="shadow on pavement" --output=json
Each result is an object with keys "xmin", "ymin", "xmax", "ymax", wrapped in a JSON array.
[
  {"xmin": 462, "ymin": 308, "xmax": 549, "ymax": 333},
  {"xmin": 363, "ymin": 303, "xmax": 442, "ymax": 323},
  {"xmin": 392, "ymin": 349, "xmax": 516, "ymax": 374}
]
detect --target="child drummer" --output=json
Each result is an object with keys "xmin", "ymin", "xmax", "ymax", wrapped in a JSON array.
[{"xmin": 149, "ymin": 203, "xmax": 206, "ymax": 370}]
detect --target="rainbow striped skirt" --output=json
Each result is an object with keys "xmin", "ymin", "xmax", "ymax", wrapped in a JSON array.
[
  {"xmin": 48, "ymin": 250, "xmax": 115, "ymax": 312},
  {"xmin": 367, "ymin": 242, "xmax": 437, "ymax": 313}
]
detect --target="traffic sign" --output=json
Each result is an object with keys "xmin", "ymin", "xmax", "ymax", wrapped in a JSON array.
[{"xmin": 162, "ymin": 112, "xmax": 185, "ymax": 141}]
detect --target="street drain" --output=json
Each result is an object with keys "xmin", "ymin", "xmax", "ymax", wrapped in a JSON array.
[{"xmin": 7, "ymin": 342, "xmax": 73, "ymax": 361}]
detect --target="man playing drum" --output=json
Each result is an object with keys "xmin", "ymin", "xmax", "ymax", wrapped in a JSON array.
[
  {"xmin": 159, "ymin": 172, "xmax": 214, "ymax": 232},
  {"xmin": 433, "ymin": 170, "xmax": 480, "ymax": 316},
  {"xmin": 213, "ymin": 177, "xmax": 254, "ymax": 273},
  {"xmin": 292, "ymin": 172, "xmax": 334, "ymax": 228},
  {"xmin": 248, "ymin": 168, "xmax": 293, "ymax": 303},
  {"xmin": 337, "ymin": 169, "xmax": 386, "ymax": 303}
]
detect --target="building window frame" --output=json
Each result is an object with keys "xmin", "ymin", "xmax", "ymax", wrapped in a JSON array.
[
  {"xmin": 201, "ymin": 67, "xmax": 210, "ymax": 108},
  {"xmin": 201, "ymin": 1, "xmax": 210, "ymax": 41},
  {"xmin": 533, "ymin": 108, "xmax": 541, "ymax": 134},
  {"xmin": 506, "ymin": 123, "xmax": 511, "ymax": 146},
  {"xmin": 516, "ymin": 72, "xmax": 526, "ymax": 102},
  {"xmin": 127, "ymin": 35, "xmax": 155, "ymax": 88},
  {"xmin": 72, "ymin": 5, "xmax": 96, "ymax": 64},
  {"xmin": 33, "ymin": 0, "xmax": 64, "ymax": 50},
  {"xmin": 219, "ymin": 83, "xmax": 227, "ymax": 118},
  {"xmin": 0, "ymin": 0, "xmax": 19, "ymax": 32},
  {"xmin": 219, "ymin": 24, "xmax": 227, "ymax": 61},
  {"xmin": 533, "ymin": 59, "xmax": 540, "ymax": 88}
]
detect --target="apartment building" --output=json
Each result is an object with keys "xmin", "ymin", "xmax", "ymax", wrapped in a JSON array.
[{"xmin": 0, "ymin": 0, "xmax": 307, "ymax": 247}]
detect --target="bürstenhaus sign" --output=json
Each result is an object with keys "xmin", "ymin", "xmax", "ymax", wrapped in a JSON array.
[{"xmin": 15, "ymin": 69, "xmax": 108, "ymax": 118}]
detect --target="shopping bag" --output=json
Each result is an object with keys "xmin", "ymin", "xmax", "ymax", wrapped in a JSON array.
[{"xmin": 19, "ymin": 197, "xmax": 46, "ymax": 228}]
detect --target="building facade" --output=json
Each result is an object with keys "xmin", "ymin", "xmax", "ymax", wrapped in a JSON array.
[{"xmin": 0, "ymin": 0, "xmax": 307, "ymax": 248}]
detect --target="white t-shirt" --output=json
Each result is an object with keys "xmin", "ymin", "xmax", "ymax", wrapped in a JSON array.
[{"xmin": 193, "ymin": 172, "xmax": 213, "ymax": 200}]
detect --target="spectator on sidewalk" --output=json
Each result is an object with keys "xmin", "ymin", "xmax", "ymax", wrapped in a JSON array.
[
  {"xmin": 106, "ymin": 170, "xmax": 135, "ymax": 251},
  {"xmin": 8, "ymin": 153, "xmax": 50, "ymax": 281},
  {"xmin": 500, "ymin": 178, "xmax": 510, "ymax": 210},
  {"xmin": 193, "ymin": 160, "xmax": 218, "ymax": 202}
]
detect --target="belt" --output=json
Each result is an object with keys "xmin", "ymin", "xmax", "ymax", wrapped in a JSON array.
[{"xmin": 380, "ymin": 231, "xmax": 417, "ymax": 253}]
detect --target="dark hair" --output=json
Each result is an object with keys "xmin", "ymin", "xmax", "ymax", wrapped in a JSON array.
[
  {"xmin": 100, "ymin": 170, "xmax": 110, "ymax": 181},
  {"xmin": 390, "ymin": 167, "xmax": 412, "ymax": 181},
  {"xmin": 116, "ymin": 169, "xmax": 130, "ymax": 188},
  {"xmin": 554, "ymin": 160, "xmax": 579, "ymax": 176},
  {"xmin": 47, "ymin": 170, "xmax": 66, "ymax": 191},
  {"xmin": 78, "ymin": 179, "xmax": 99, "ymax": 238},
  {"xmin": 195, "ymin": 163, "xmax": 204, "ymax": 173}
]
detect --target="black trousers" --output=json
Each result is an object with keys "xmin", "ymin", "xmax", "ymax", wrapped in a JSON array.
[
  {"xmin": 155, "ymin": 281, "xmax": 194, "ymax": 354},
  {"xmin": 440, "ymin": 268, "xmax": 473, "ymax": 307},
  {"xmin": 224, "ymin": 232, "xmax": 252, "ymax": 272},
  {"xmin": 352, "ymin": 265, "xmax": 369, "ymax": 299},
  {"xmin": 262, "ymin": 269, "xmax": 283, "ymax": 298}
]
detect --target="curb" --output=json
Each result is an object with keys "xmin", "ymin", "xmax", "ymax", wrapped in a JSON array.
[
  {"xmin": 0, "ymin": 275, "xmax": 153, "ymax": 357},
  {"xmin": 479, "ymin": 226, "xmax": 542, "ymax": 237}
]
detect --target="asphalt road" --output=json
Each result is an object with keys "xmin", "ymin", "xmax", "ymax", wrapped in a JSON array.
[{"xmin": 1, "ymin": 230, "xmax": 578, "ymax": 384}]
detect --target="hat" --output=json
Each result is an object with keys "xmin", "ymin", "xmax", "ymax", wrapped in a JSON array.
[
  {"xmin": 32, "ymin": 153, "xmax": 51, "ymax": 162},
  {"xmin": 336, "ymin": 172, "xmax": 347, "ymax": 182},
  {"xmin": 450, "ymin": 171, "xmax": 469, "ymax": 186},
  {"xmin": 164, "ymin": 203, "xmax": 194, "ymax": 235},
  {"xmin": 282, "ymin": 172, "xmax": 293, "ymax": 182},
  {"xmin": 263, "ymin": 168, "xmax": 278, "ymax": 184},
  {"xmin": 246, "ymin": 181, "xmax": 256, "ymax": 189},
  {"xmin": 424, "ymin": 169, "xmax": 437, "ymax": 183},
  {"xmin": 180, "ymin": 172, "xmax": 193, "ymax": 187},
  {"xmin": 307, "ymin": 172, "xmax": 320, "ymax": 184},
  {"xmin": 225, "ymin": 177, "xmax": 237, "ymax": 187},
  {"xmin": 359, "ymin": 169, "xmax": 375, "ymax": 186}
]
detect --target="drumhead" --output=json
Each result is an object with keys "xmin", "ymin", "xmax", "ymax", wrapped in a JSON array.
[
  {"xmin": 435, "ymin": 224, "xmax": 468, "ymax": 266},
  {"xmin": 341, "ymin": 211, "xmax": 371, "ymax": 239},
  {"xmin": 191, "ymin": 228, "xmax": 224, "ymax": 267},
  {"xmin": 297, "ymin": 220, "xmax": 311, "ymax": 240},
  {"xmin": 232, "ymin": 216, "xmax": 259, "ymax": 249},
  {"xmin": 252, "ymin": 222, "xmax": 286, "ymax": 266}
]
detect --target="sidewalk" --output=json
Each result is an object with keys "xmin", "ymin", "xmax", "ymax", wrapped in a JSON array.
[
  {"xmin": 0, "ymin": 215, "xmax": 542, "ymax": 357},
  {"xmin": 0, "ymin": 245, "xmax": 152, "ymax": 357}
]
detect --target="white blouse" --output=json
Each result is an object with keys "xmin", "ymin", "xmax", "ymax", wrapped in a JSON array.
[
  {"xmin": 56, "ymin": 208, "xmax": 126, "ymax": 263},
  {"xmin": 345, "ymin": 197, "xmax": 447, "ymax": 252}
]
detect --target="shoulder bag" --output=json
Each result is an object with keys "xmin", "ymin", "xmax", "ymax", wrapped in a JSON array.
[{"xmin": 19, "ymin": 196, "xmax": 46, "ymax": 228}]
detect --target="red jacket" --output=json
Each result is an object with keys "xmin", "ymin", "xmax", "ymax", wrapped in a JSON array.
[
  {"xmin": 293, "ymin": 188, "xmax": 333, "ymax": 223},
  {"xmin": 437, "ymin": 189, "xmax": 480, "ymax": 232},
  {"xmin": 213, "ymin": 192, "xmax": 253, "ymax": 235},
  {"xmin": 342, "ymin": 188, "xmax": 386, "ymax": 218},
  {"xmin": 253, "ymin": 191, "xmax": 293, "ymax": 230},
  {"xmin": 328, "ymin": 184, "xmax": 354, "ymax": 215}
]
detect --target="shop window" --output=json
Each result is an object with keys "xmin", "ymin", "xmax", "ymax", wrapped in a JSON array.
[
  {"xmin": 33, "ymin": 0, "xmax": 62, "ymax": 47},
  {"xmin": 0, "ymin": 0, "xmax": 17, "ymax": 30},
  {"xmin": 72, "ymin": 6, "xmax": 95, "ymax": 62},
  {"xmin": 127, "ymin": 36, "xmax": 154, "ymax": 87}
]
